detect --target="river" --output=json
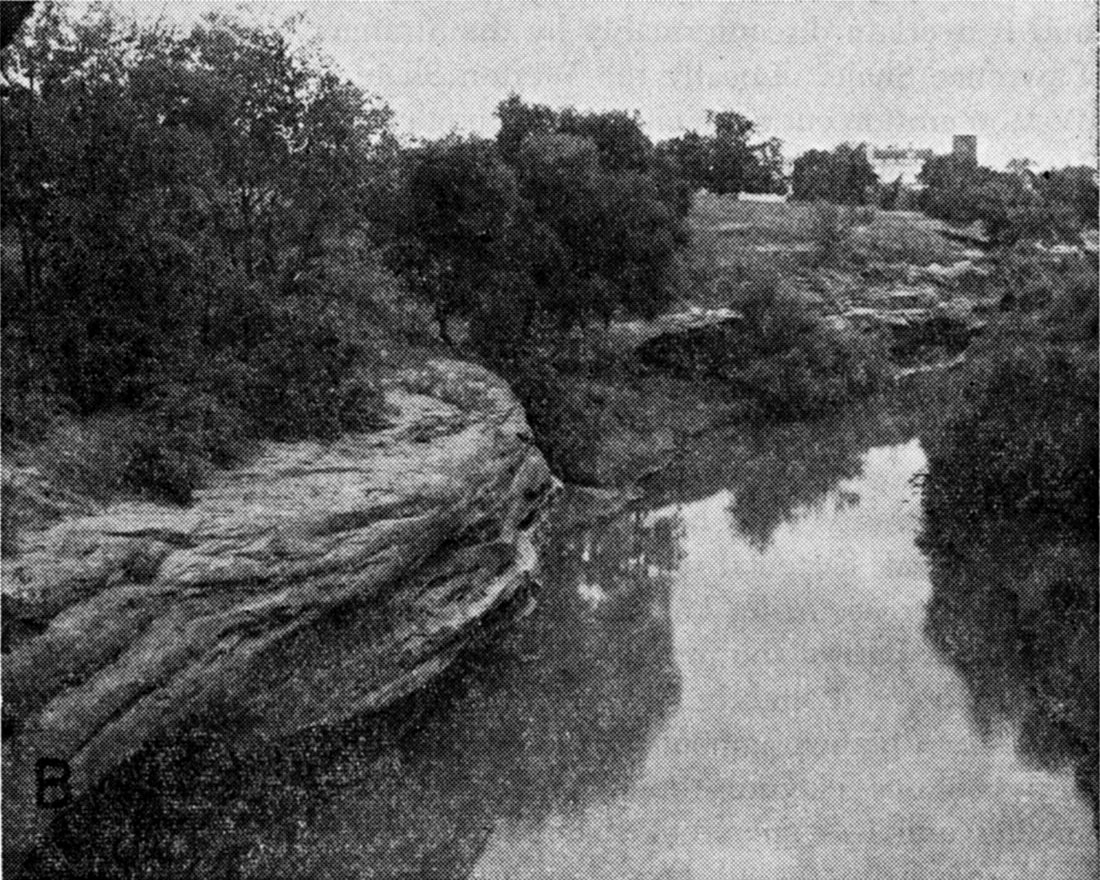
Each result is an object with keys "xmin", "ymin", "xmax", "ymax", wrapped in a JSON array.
[{"xmin": 23, "ymin": 416, "xmax": 1099, "ymax": 879}]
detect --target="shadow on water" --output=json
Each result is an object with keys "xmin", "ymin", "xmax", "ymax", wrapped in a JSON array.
[
  {"xmin": 916, "ymin": 360, "xmax": 1099, "ymax": 832},
  {"xmin": 27, "ymin": 383, "xmax": 1059, "ymax": 877},
  {"xmin": 20, "ymin": 498, "xmax": 685, "ymax": 879},
  {"xmin": 920, "ymin": 505, "xmax": 1099, "ymax": 832},
  {"xmin": 643, "ymin": 394, "xmax": 926, "ymax": 550}
]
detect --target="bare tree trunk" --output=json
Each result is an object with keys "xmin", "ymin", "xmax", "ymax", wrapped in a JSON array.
[
  {"xmin": 435, "ymin": 304, "xmax": 453, "ymax": 346},
  {"xmin": 238, "ymin": 182, "xmax": 255, "ymax": 280}
]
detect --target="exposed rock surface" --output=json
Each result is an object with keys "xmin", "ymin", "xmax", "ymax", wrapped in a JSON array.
[{"xmin": 2, "ymin": 358, "xmax": 555, "ymax": 865}]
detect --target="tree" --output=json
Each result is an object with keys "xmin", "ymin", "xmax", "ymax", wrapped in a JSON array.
[
  {"xmin": 790, "ymin": 144, "xmax": 878, "ymax": 204},
  {"xmin": 494, "ymin": 97, "xmax": 690, "ymax": 328},
  {"xmin": 384, "ymin": 136, "xmax": 543, "ymax": 343},
  {"xmin": 971, "ymin": 178, "xmax": 1078, "ymax": 245},
  {"xmin": 0, "ymin": 2, "xmax": 34, "ymax": 49},
  {"xmin": 657, "ymin": 110, "xmax": 785, "ymax": 195},
  {"xmin": 1006, "ymin": 157, "xmax": 1034, "ymax": 177},
  {"xmin": 1037, "ymin": 166, "xmax": 1099, "ymax": 230},
  {"xmin": 511, "ymin": 126, "xmax": 687, "ymax": 325},
  {"xmin": 557, "ymin": 107, "xmax": 653, "ymax": 173},
  {"xmin": 496, "ymin": 94, "xmax": 656, "ymax": 175},
  {"xmin": 2, "ymin": 4, "xmax": 396, "ymax": 494},
  {"xmin": 383, "ymin": 97, "xmax": 689, "ymax": 351},
  {"xmin": 918, "ymin": 154, "xmax": 1089, "ymax": 243},
  {"xmin": 494, "ymin": 93, "xmax": 558, "ymax": 165},
  {"xmin": 916, "ymin": 153, "xmax": 990, "ymax": 221}
]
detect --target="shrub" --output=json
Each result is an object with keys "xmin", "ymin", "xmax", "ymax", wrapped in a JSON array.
[
  {"xmin": 728, "ymin": 323, "xmax": 890, "ymax": 418},
  {"xmin": 919, "ymin": 335, "xmax": 1098, "ymax": 826},
  {"xmin": 918, "ymin": 155, "xmax": 1088, "ymax": 245},
  {"xmin": 923, "ymin": 343, "xmax": 1098, "ymax": 539},
  {"xmin": 0, "ymin": 328, "xmax": 65, "ymax": 442},
  {"xmin": 638, "ymin": 281, "xmax": 890, "ymax": 418},
  {"xmin": 121, "ymin": 386, "xmax": 252, "ymax": 503},
  {"xmin": 244, "ymin": 309, "xmax": 390, "ymax": 444},
  {"xmin": 1047, "ymin": 265, "xmax": 1100, "ymax": 343},
  {"xmin": 810, "ymin": 202, "xmax": 852, "ymax": 265},
  {"xmin": 1, "ymin": 8, "xmax": 398, "ymax": 504},
  {"xmin": 491, "ymin": 347, "xmax": 606, "ymax": 480}
]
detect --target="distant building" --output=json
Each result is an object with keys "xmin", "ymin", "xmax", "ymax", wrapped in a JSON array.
[
  {"xmin": 864, "ymin": 144, "xmax": 934, "ymax": 186},
  {"xmin": 952, "ymin": 134, "xmax": 978, "ymax": 164},
  {"xmin": 864, "ymin": 135, "xmax": 980, "ymax": 188},
  {"xmin": 736, "ymin": 191, "xmax": 788, "ymax": 203}
]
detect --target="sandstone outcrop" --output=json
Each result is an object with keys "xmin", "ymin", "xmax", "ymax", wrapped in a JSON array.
[{"xmin": 2, "ymin": 358, "xmax": 555, "ymax": 865}]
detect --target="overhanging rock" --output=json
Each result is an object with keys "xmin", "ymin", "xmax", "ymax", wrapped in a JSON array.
[{"xmin": 2, "ymin": 358, "xmax": 555, "ymax": 865}]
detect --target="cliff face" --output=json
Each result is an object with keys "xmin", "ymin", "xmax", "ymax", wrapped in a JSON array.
[{"xmin": 2, "ymin": 359, "xmax": 555, "ymax": 863}]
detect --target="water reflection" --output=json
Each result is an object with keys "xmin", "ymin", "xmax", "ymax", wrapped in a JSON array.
[
  {"xmin": 920, "ymin": 511, "xmax": 1099, "ymax": 830},
  {"xmin": 722, "ymin": 422, "xmax": 866, "ymax": 551},
  {"xmin": 477, "ymin": 437, "xmax": 1095, "ymax": 879},
  {"xmin": 21, "ymin": 496, "xmax": 684, "ymax": 879},
  {"xmin": 21, "ymin": 394, "xmax": 1098, "ymax": 878},
  {"xmin": 645, "ymin": 401, "xmax": 918, "ymax": 550}
]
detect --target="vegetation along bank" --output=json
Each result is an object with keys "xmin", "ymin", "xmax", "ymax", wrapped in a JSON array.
[{"xmin": 1, "ymin": 5, "xmax": 1096, "ymax": 866}]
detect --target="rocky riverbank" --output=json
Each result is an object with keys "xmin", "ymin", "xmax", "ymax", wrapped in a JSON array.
[{"xmin": 2, "ymin": 358, "xmax": 555, "ymax": 867}]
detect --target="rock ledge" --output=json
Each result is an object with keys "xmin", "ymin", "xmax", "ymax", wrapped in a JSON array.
[{"xmin": 2, "ymin": 358, "xmax": 554, "ymax": 862}]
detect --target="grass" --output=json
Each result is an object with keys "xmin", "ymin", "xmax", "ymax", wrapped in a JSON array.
[
  {"xmin": 848, "ymin": 211, "xmax": 967, "ymax": 266},
  {"xmin": 689, "ymin": 193, "xmax": 968, "ymax": 292}
]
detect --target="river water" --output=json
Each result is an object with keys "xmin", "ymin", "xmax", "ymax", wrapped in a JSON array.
[
  {"xmin": 24, "ymin": 417, "xmax": 1098, "ymax": 879},
  {"xmin": 459, "ymin": 438, "xmax": 1096, "ymax": 880}
]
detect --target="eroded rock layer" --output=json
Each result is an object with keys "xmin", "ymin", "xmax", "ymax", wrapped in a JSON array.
[{"xmin": 2, "ymin": 359, "xmax": 555, "ymax": 863}]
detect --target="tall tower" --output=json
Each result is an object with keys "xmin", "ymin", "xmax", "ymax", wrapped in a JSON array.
[{"xmin": 952, "ymin": 134, "xmax": 977, "ymax": 164}]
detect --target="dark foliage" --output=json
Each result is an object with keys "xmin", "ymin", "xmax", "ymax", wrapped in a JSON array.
[
  {"xmin": 919, "ymin": 331, "xmax": 1098, "ymax": 826},
  {"xmin": 656, "ymin": 110, "xmax": 785, "ymax": 196},
  {"xmin": 790, "ymin": 144, "xmax": 878, "ymax": 205},
  {"xmin": 1, "ymin": 6, "xmax": 395, "ymax": 501},
  {"xmin": 379, "ymin": 96, "xmax": 690, "ymax": 351},
  {"xmin": 638, "ymin": 283, "xmax": 891, "ymax": 419},
  {"xmin": 918, "ymin": 154, "xmax": 1092, "ymax": 244},
  {"xmin": 0, "ymin": 2, "xmax": 33, "ymax": 49},
  {"xmin": 1036, "ymin": 166, "xmax": 1099, "ymax": 230}
]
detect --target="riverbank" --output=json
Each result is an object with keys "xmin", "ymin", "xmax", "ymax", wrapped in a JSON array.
[
  {"xmin": 2, "ymin": 358, "xmax": 554, "ymax": 868},
  {"xmin": 5, "ymin": 193, "xmax": 1094, "ymax": 872},
  {"xmin": 480, "ymin": 196, "xmax": 998, "ymax": 489},
  {"xmin": 20, "ymin": 406, "xmax": 1097, "ymax": 879}
]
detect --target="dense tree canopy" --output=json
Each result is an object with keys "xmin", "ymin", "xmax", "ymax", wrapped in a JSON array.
[
  {"xmin": 383, "ymin": 136, "xmax": 552, "ymax": 343},
  {"xmin": 1035, "ymin": 166, "xmax": 1098, "ymax": 231},
  {"xmin": 918, "ymin": 154, "xmax": 1093, "ymax": 244},
  {"xmin": 379, "ymin": 95, "xmax": 690, "ymax": 350},
  {"xmin": 1, "ymin": 4, "xmax": 396, "ymax": 497},
  {"xmin": 657, "ymin": 110, "xmax": 785, "ymax": 196},
  {"xmin": 790, "ymin": 144, "xmax": 878, "ymax": 205}
]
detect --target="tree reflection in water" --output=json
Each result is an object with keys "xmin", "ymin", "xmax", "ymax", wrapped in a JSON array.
[
  {"xmin": 642, "ymin": 400, "xmax": 919, "ymax": 551},
  {"xmin": 919, "ymin": 457, "xmax": 1098, "ymax": 833},
  {"xmin": 21, "ymin": 494, "xmax": 684, "ymax": 879},
  {"xmin": 723, "ymin": 420, "xmax": 867, "ymax": 551}
]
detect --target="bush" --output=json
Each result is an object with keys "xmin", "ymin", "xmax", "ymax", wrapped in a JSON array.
[
  {"xmin": 1047, "ymin": 264, "xmax": 1099, "ymax": 342},
  {"xmin": 490, "ymin": 347, "xmax": 607, "ymax": 480},
  {"xmin": 0, "ymin": 327, "xmax": 66, "ymax": 442},
  {"xmin": 639, "ymin": 281, "xmax": 890, "ymax": 418},
  {"xmin": 120, "ymin": 386, "xmax": 252, "ymax": 503},
  {"xmin": 728, "ymin": 323, "xmax": 890, "ymax": 418},
  {"xmin": 918, "ymin": 155, "xmax": 1088, "ymax": 245},
  {"xmin": 810, "ymin": 202, "xmax": 853, "ymax": 265},
  {"xmin": 1, "ymin": 8, "xmax": 398, "ymax": 504},
  {"xmin": 244, "ymin": 308, "xmax": 389, "ymax": 443},
  {"xmin": 923, "ymin": 344, "xmax": 1098, "ymax": 539},
  {"xmin": 919, "ymin": 336, "xmax": 1098, "ymax": 825}
]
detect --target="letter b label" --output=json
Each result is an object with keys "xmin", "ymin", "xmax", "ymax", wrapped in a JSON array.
[{"xmin": 35, "ymin": 758, "xmax": 72, "ymax": 808}]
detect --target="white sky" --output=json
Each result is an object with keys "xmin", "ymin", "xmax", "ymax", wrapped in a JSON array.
[{"xmin": 116, "ymin": 1, "xmax": 1097, "ymax": 169}]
